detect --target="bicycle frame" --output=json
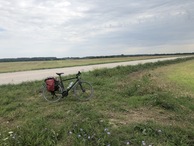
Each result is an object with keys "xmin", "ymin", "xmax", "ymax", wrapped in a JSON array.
[{"xmin": 58, "ymin": 74, "xmax": 80, "ymax": 92}]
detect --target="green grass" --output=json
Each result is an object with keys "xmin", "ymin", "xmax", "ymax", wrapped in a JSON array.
[
  {"xmin": 1, "ymin": 57, "xmax": 194, "ymax": 145},
  {"xmin": 165, "ymin": 61, "xmax": 194, "ymax": 91},
  {"xmin": 0, "ymin": 55, "xmax": 179, "ymax": 73}
]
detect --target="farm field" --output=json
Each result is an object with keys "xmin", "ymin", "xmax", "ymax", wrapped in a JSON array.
[
  {"xmin": 0, "ymin": 57, "xmax": 194, "ymax": 145},
  {"xmin": 0, "ymin": 55, "xmax": 181, "ymax": 73}
]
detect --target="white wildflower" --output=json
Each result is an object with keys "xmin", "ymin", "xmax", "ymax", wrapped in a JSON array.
[
  {"xmin": 126, "ymin": 141, "xmax": 130, "ymax": 145},
  {"xmin": 142, "ymin": 141, "xmax": 146, "ymax": 146},
  {"xmin": 3, "ymin": 137, "xmax": 9, "ymax": 141},
  {"xmin": 104, "ymin": 128, "xmax": 108, "ymax": 132},
  {"xmin": 8, "ymin": 131, "xmax": 13, "ymax": 134}
]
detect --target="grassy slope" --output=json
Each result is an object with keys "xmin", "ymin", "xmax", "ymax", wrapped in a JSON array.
[
  {"xmin": 1, "ymin": 57, "xmax": 194, "ymax": 145},
  {"xmin": 165, "ymin": 61, "xmax": 194, "ymax": 91},
  {"xmin": 0, "ymin": 55, "xmax": 178, "ymax": 73}
]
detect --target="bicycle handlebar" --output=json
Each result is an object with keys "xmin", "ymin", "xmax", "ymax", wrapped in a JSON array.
[{"xmin": 76, "ymin": 71, "xmax": 81, "ymax": 77}]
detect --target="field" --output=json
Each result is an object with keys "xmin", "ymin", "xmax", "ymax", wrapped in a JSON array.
[
  {"xmin": 1, "ymin": 57, "xmax": 194, "ymax": 145},
  {"xmin": 0, "ymin": 55, "xmax": 179, "ymax": 73}
]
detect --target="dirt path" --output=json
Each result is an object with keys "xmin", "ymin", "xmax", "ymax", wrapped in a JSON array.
[{"xmin": 0, "ymin": 56, "xmax": 188, "ymax": 85}]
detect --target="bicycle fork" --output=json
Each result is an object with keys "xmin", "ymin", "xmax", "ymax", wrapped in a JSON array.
[{"xmin": 79, "ymin": 82, "xmax": 85, "ymax": 92}]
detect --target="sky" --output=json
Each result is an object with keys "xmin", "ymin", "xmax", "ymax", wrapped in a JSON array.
[{"xmin": 0, "ymin": 0, "xmax": 194, "ymax": 58}]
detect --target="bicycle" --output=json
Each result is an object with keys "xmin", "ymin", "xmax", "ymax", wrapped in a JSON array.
[{"xmin": 42, "ymin": 71, "xmax": 93, "ymax": 102}]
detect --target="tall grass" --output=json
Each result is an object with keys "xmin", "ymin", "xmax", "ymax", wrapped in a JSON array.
[{"xmin": 1, "ymin": 57, "xmax": 194, "ymax": 145}]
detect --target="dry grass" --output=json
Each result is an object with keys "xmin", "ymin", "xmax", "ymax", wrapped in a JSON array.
[
  {"xmin": 106, "ymin": 107, "xmax": 194, "ymax": 129},
  {"xmin": 0, "ymin": 55, "xmax": 175, "ymax": 73}
]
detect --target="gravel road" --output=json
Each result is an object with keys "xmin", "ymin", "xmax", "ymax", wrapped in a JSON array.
[{"xmin": 0, "ymin": 56, "xmax": 188, "ymax": 85}]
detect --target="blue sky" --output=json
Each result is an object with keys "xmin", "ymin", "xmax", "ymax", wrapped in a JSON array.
[{"xmin": 0, "ymin": 0, "xmax": 194, "ymax": 58}]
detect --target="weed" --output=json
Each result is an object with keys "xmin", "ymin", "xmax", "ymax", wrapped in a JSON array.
[{"xmin": 149, "ymin": 92, "xmax": 180, "ymax": 111}]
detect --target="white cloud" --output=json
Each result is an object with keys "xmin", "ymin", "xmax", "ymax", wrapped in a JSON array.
[{"xmin": 0, "ymin": 0, "xmax": 194, "ymax": 58}]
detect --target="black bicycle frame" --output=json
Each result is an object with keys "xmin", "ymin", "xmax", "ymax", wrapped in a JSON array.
[{"xmin": 61, "ymin": 76, "xmax": 80, "ymax": 92}]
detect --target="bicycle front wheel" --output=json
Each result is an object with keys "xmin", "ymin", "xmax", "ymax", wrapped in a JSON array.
[
  {"xmin": 74, "ymin": 81, "xmax": 93, "ymax": 100},
  {"xmin": 42, "ymin": 84, "xmax": 63, "ymax": 102}
]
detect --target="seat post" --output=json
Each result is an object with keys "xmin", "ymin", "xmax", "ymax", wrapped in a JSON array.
[
  {"xmin": 58, "ymin": 74, "xmax": 62, "ymax": 83},
  {"xmin": 56, "ymin": 73, "xmax": 64, "ymax": 89}
]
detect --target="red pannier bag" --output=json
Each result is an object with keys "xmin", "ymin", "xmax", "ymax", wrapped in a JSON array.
[{"xmin": 45, "ymin": 77, "xmax": 55, "ymax": 92}]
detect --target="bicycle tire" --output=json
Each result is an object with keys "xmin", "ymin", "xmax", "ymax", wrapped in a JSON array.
[
  {"xmin": 42, "ymin": 84, "xmax": 63, "ymax": 102},
  {"xmin": 73, "ymin": 81, "xmax": 93, "ymax": 100}
]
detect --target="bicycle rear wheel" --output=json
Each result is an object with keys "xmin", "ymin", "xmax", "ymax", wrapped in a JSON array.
[
  {"xmin": 73, "ymin": 81, "xmax": 93, "ymax": 100},
  {"xmin": 42, "ymin": 84, "xmax": 63, "ymax": 102}
]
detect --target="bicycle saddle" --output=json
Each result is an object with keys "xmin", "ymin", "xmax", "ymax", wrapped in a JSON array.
[{"xmin": 56, "ymin": 73, "xmax": 64, "ymax": 76}]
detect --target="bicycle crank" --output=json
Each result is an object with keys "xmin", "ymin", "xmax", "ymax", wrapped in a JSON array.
[{"xmin": 62, "ymin": 90, "xmax": 68, "ymax": 97}]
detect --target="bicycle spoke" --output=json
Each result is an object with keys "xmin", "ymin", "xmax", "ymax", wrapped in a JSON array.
[
  {"xmin": 74, "ymin": 81, "xmax": 93, "ymax": 100},
  {"xmin": 42, "ymin": 84, "xmax": 62, "ymax": 102}
]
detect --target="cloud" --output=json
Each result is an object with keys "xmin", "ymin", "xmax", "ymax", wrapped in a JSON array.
[
  {"xmin": 0, "ymin": 27, "xmax": 6, "ymax": 32},
  {"xmin": 0, "ymin": 0, "xmax": 194, "ymax": 58}
]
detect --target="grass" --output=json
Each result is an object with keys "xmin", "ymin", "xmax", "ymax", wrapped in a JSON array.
[
  {"xmin": 164, "ymin": 61, "xmax": 194, "ymax": 91},
  {"xmin": 0, "ymin": 55, "xmax": 180, "ymax": 73},
  {"xmin": 1, "ymin": 57, "xmax": 194, "ymax": 145}
]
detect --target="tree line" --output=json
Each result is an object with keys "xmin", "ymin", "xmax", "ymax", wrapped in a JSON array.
[{"xmin": 0, "ymin": 53, "xmax": 194, "ymax": 62}]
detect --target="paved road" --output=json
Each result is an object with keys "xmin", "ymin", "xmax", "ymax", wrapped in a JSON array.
[{"xmin": 0, "ymin": 56, "xmax": 188, "ymax": 85}]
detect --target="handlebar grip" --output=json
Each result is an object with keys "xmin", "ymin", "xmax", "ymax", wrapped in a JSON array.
[{"xmin": 76, "ymin": 71, "xmax": 81, "ymax": 76}]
